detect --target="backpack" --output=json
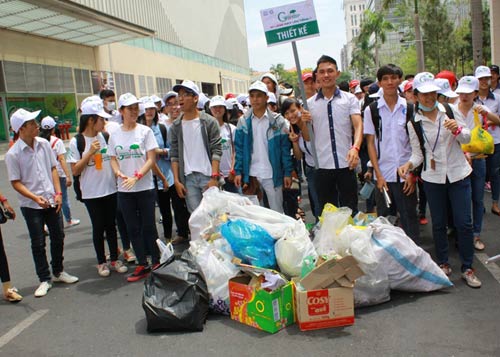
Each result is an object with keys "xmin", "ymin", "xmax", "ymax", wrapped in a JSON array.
[
  {"xmin": 73, "ymin": 131, "xmax": 109, "ymax": 201},
  {"xmin": 369, "ymin": 101, "xmax": 454, "ymax": 172}
]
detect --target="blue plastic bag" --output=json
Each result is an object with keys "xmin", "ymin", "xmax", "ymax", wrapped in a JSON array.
[{"xmin": 220, "ymin": 219, "xmax": 277, "ymax": 268}]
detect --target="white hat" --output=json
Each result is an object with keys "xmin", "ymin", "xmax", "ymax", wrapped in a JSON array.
[
  {"xmin": 260, "ymin": 72, "xmax": 278, "ymax": 85},
  {"xmin": 163, "ymin": 91, "xmax": 178, "ymax": 103},
  {"xmin": 475, "ymin": 66, "xmax": 491, "ymax": 79},
  {"xmin": 150, "ymin": 94, "xmax": 161, "ymax": 103},
  {"xmin": 173, "ymin": 80, "xmax": 200, "ymax": 96},
  {"xmin": 81, "ymin": 97, "xmax": 112, "ymax": 118},
  {"xmin": 267, "ymin": 92, "xmax": 277, "ymax": 104},
  {"xmin": 354, "ymin": 85, "xmax": 363, "ymax": 94},
  {"xmin": 197, "ymin": 92, "xmax": 209, "ymax": 109},
  {"xmin": 41, "ymin": 116, "xmax": 57, "ymax": 129},
  {"xmin": 237, "ymin": 103, "xmax": 244, "ymax": 112},
  {"xmin": 225, "ymin": 98, "xmax": 238, "ymax": 110},
  {"xmin": 237, "ymin": 93, "xmax": 248, "ymax": 105},
  {"xmin": 118, "ymin": 93, "xmax": 140, "ymax": 108},
  {"xmin": 209, "ymin": 95, "xmax": 226, "ymax": 108},
  {"xmin": 456, "ymin": 76, "xmax": 479, "ymax": 94},
  {"xmin": 369, "ymin": 88, "xmax": 383, "ymax": 99},
  {"xmin": 399, "ymin": 80, "xmax": 409, "ymax": 93},
  {"xmin": 435, "ymin": 78, "xmax": 458, "ymax": 98},
  {"xmin": 413, "ymin": 72, "xmax": 440, "ymax": 93},
  {"xmin": 80, "ymin": 95, "xmax": 101, "ymax": 110},
  {"xmin": 10, "ymin": 108, "xmax": 41, "ymax": 133},
  {"xmin": 139, "ymin": 96, "xmax": 157, "ymax": 110},
  {"xmin": 248, "ymin": 80, "xmax": 269, "ymax": 94}
]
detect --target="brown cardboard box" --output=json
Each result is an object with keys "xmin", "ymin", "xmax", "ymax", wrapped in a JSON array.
[{"xmin": 300, "ymin": 255, "xmax": 364, "ymax": 290}]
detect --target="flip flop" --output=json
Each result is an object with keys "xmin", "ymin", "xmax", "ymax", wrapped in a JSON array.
[{"xmin": 3, "ymin": 287, "xmax": 23, "ymax": 303}]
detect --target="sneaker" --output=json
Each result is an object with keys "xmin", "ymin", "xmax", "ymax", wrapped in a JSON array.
[
  {"xmin": 170, "ymin": 235, "xmax": 188, "ymax": 245},
  {"xmin": 419, "ymin": 217, "xmax": 428, "ymax": 225},
  {"xmin": 485, "ymin": 182, "xmax": 491, "ymax": 192},
  {"xmin": 43, "ymin": 224, "xmax": 49, "ymax": 236},
  {"xmin": 97, "ymin": 263, "xmax": 110, "ymax": 277},
  {"xmin": 462, "ymin": 269, "xmax": 481, "ymax": 288},
  {"xmin": 53, "ymin": 271, "xmax": 79, "ymax": 284},
  {"xmin": 34, "ymin": 281, "xmax": 52, "ymax": 297},
  {"xmin": 123, "ymin": 249, "xmax": 137, "ymax": 264},
  {"xmin": 127, "ymin": 265, "xmax": 151, "ymax": 282},
  {"xmin": 159, "ymin": 215, "xmax": 163, "ymax": 224},
  {"xmin": 110, "ymin": 260, "xmax": 128, "ymax": 274},
  {"xmin": 439, "ymin": 263, "xmax": 452, "ymax": 276},
  {"xmin": 474, "ymin": 237, "xmax": 485, "ymax": 251},
  {"xmin": 66, "ymin": 219, "xmax": 81, "ymax": 227}
]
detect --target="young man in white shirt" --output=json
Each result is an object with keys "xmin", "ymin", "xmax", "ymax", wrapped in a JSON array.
[
  {"xmin": 169, "ymin": 80, "xmax": 222, "ymax": 215},
  {"xmin": 364, "ymin": 64, "xmax": 419, "ymax": 241},
  {"xmin": 5, "ymin": 109, "xmax": 79, "ymax": 298},
  {"xmin": 307, "ymin": 55, "xmax": 363, "ymax": 214}
]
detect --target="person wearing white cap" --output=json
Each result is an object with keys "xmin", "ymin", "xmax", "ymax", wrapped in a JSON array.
[
  {"xmin": 398, "ymin": 72, "xmax": 481, "ymax": 288},
  {"xmin": 169, "ymin": 80, "xmax": 222, "ymax": 218},
  {"xmin": 307, "ymin": 55, "xmax": 363, "ymax": 213},
  {"xmin": 5, "ymin": 108, "xmax": 79, "ymax": 297},
  {"xmin": 452, "ymin": 75, "xmax": 500, "ymax": 254},
  {"xmin": 234, "ymin": 80, "xmax": 293, "ymax": 213},
  {"xmin": 99, "ymin": 89, "xmax": 122, "ymax": 124},
  {"xmin": 474, "ymin": 66, "xmax": 500, "ymax": 217},
  {"xmin": 267, "ymin": 92, "xmax": 278, "ymax": 113},
  {"xmin": 260, "ymin": 72, "xmax": 280, "ymax": 108},
  {"xmin": 39, "ymin": 116, "xmax": 80, "ymax": 228},
  {"xmin": 209, "ymin": 95, "xmax": 238, "ymax": 193},
  {"xmin": 108, "ymin": 93, "xmax": 160, "ymax": 282},
  {"xmin": 435, "ymin": 78, "xmax": 459, "ymax": 104},
  {"xmin": 161, "ymin": 91, "xmax": 180, "ymax": 126}
]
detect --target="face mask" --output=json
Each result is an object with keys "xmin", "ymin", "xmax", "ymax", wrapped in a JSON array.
[
  {"xmin": 419, "ymin": 101, "xmax": 438, "ymax": 112},
  {"xmin": 106, "ymin": 101, "xmax": 116, "ymax": 111}
]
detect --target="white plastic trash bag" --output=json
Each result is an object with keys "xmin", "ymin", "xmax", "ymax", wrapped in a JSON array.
[
  {"xmin": 370, "ymin": 217, "xmax": 453, "ymax": 292},
  {"xmin": 313, "ymin": 207, "xmax": 352, "ymax": 255},
  {"xmin": 275, "ymin": 226, "xmax": 317, "ymax": 277},
  {"xmin": 156, "ymin": 239, "xmax": 174, "ymax": 264}
]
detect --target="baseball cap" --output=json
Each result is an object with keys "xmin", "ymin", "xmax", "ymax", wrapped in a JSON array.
[
  {"xmin": 260, "ymin": 72, "xmax": 278, "ymax": 85},
  {"xmin": 267, "ymin": 92, "xmax": 277, "ymax": 104},
  {"xmin": 236, "ymin": 93, "xmax": 248, "ymax": 105},
  {"xmin": 403, "ymin": 80, "xmax": 414, "ymax": 92},
  {"xmin": 413, "ymin": 72, "xmax": 440, "ymax": 93},
  {"xmin": 162, "ymin": 91, "xmax": 178, "ymax": 103},
  {"xmin": 118, "ymin": 93, "xmax": 140, "ymax": 108},
  {"xmin": 302, "ymin": 72, "xmax": 313, "ymax": 82},
  {"xmin": 248, "ymin": 80, "xmax": 269, "ymax": 94},
  {"xmin": 354, "ymin": 85, "xmax": 362, "ymax": 94},
  {"xmin": 225, "ymin": 93, "xmax": 236, "ymax": 100},
  {"xmin": 209, "ymin": 95, "xmax": 226, "ymax": 108},
  {"xmin": 81, "ymin": 97, "xmax": 113, "ymax": 118},
  {"xmin": 475, "ymin": 65, "xmax": 492, "ymax": 79},
  {"xmin": 197, "ymin": 92, "xmax": 209, "ymax": 109},
  {"xmin": 41, "ymin": 116, "xmax": 57, "ymax": 129},
  {"xmin": 490, "ymin": 65, "xmax": 499, "ymax": 74},
  {"xmin": 435, "ymin": 70, "xmax": 457, "ymax": 88},
  {"xmin": 10, "ymin": 108, "xmax": 41, "ymax": 133},
  {"xmin": 455, "ymin": 76, "xmax": 479, "ymax": 94},
  {"xmin": 360, "ymin": 78, "xmax": 374, "ymax": 88},
  {"xmin": 225, "ymin": 98, "xmax": 238, "ymax": 110},
  {"xmin": 80, "ymin": 95, "xmax": 101, "ymax": 110},
  {"xmin": 150, "ymin": 95, "xmax": 161, "ymax": 103},
  {"xmin": 435, "ymin": 78, "xmax": 458, "ymax": 98},
  {"xmin": 349, "ymin": 79, "xmax": 360, "ymax": 89},
  {"xmin": 173, "ymin": 80, "xmax": 200, "ymax": 96},
  {"xmin": 139, "ymin": 96, "xmax": 157, "ymax": 110}
]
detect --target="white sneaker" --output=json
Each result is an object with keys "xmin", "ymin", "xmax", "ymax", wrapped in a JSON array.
[
  {"xmin": 110, "ymin": 260, "xmax": 128, "ymax": 273},
  {"xmin": 97, "ymin": 263, "xmax": 110, "ymax": 277},
  {"xmin": 34, "ymin": 281, "xmax": 52, "ymax": 297},
  {"xmin": 53, "ymin": 271, "xmax": 79, "ymax": 284},
  {"xmin": 123, "ymin": 249, "xmax": 136, "ymax": 264},
  {"xmin": 66, "ymin": 219, "xmax": 81, "ymax": 227}
]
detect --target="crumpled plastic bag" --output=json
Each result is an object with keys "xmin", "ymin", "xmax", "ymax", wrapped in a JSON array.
[
  {"xmin": 156, "ymin": 239, "xmax": 174, "ymax": 264},
  {"xmin": 275, "ymin": 227, "xmax": 317, "ymax": 277},
  {"xmin": 220, "ymin": 218, "xmax": 276, "ymax": 269},
  {"xmin": 142, "ymin": 250, "xmax": 209, "ymax": 332},
  {"xmin": 189, "ymin": 239, "xmax": 240, "ymax": 315},
  {"xmin": 313, "ymin": 206, "xmax": 352, "ymax": 255}
]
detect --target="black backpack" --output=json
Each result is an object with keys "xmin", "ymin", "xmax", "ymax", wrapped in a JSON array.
[
  {"xmin": 73, "ymin": 131, "xmax": 109, "ymax": 201},
  {"xmin": 369, "ymin": 101, "xmax": 454, "ymax": 171}
]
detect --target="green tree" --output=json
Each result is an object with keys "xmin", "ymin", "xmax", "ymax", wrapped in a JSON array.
[
  {"xmin": 350, "ymin": 34, "xmax": 375, "ymax": 76},
  {"xmin": 359, "ymin": 11, "xmax": 395, "ymax": 68}
]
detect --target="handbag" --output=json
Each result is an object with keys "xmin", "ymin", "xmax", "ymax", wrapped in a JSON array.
[{"xmin": 461, "ymin": 110, "xmax": 494, "ymax": 155}]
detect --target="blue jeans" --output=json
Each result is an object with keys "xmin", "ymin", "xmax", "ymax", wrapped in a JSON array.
[
  {"xmin": 304, "ymin": 164, "xmax": 320, "ymax": 219},
  {"xmin": 486, "ymin": 143, "xmax": 500, "ymax": 202},
  {"xmin": 471, "ymin": 159, "xmax": 486, "ymax": 236},
  {"xmin": 423, "ymin": 177, "xmax": 474, "ymax": 271},
  {"xmin": 185, "ymin": 172, "xmax": 211, "ymax": 213},
  {"xmin": 118, "ymin": 189, "xmax": 158, "ymax": 266},
  {"xmin": 21, "ymin": 207, "xmax": 65, "ymax": 282},
  {"xmin": 60, "ymin": 177, "xmax": 72, "ymax": 222}
]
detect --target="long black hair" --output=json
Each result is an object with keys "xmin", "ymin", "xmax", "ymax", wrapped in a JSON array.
[
  {"xmin": 138, "ymin": 109, "xmax": 159, "ymax": 126},
  {"xmin": 39, "ymin": 128, "xmax": 52, "ymax": 141},
  {"xmin": 78, "ymin": 114, "xmax": 98, "ymax": 134}
]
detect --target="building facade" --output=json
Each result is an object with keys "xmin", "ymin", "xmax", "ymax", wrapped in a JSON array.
[
  {"xmin": 341, "ymin": 0, "xmax": 367, "ymax": 71},
  {"xmin": 0, "ymin": 0, "xmax": 250, "ymax": 141}
]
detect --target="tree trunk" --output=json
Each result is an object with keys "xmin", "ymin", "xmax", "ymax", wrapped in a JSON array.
[{"xmin": 471, "ymin": 0, "xmax": 483, "ymax": 67}]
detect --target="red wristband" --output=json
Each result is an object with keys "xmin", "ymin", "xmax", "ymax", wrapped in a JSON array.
[
  {"xmin": 134, "ymin": 171, "xmax": 144, "ymax": 180},
  {"xmin": 452, "ymin": 126, "xmax": 462, "ymax": 137},
  {"xmin": 211, "ymin": 173, "xmax": 220, "ymax": 179},
  {"xmin": 54, "ymin": 192, "xmax": 62, "ymax": 197},
  {"xmin": 0, "ymin": 196, "xmax": 7, "ymax": 203},
  {"xmin": 351, "ymin": 145, "xmax": 360, "ymax": 152},
  {"xmin": 229, "ymin": 169, "xmax": 236, "ymax": 176}
]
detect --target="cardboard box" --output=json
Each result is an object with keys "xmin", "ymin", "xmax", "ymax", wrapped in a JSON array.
[
  {"xmin": 294, "ymin": 256, "xmax": 364, "ymax": 331},
  {"xmin": 229, "ymin": 272, "xmax": 295, "ymax": 334}
]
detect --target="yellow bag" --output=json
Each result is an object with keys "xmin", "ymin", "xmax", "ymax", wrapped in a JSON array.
[{"xmin": 461, "ymin": 110, "xmax": 494, "ymax": 154}]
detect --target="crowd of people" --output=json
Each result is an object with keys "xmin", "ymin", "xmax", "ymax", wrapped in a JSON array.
[{"xmin": 2, "ymin": 54, "xmax": 500, "ymax": 302}]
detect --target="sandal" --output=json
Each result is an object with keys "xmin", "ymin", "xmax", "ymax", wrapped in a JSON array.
[
  {"xmin": 474, "ymin": 237, "xmax": 485, "ymax": 251},
  {"xmin": 4, "ymin": 287, "xmax": 23, "ymax": 302}
]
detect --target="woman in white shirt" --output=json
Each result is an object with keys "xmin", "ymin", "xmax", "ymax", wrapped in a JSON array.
[
  {"xmin": 398, "ymin": 72, "xmax": 481, "ymax": 288},
  {"xmin": 108, "ymin": 93, "xmax": 159, "ymax": 282},
  {"xmin": 68, "ymin": 98, "xmax": 128, "ymax": 278}
]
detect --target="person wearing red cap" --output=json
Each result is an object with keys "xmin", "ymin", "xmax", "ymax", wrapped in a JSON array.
[
  {"xmin": 302, "ymin": 72, "xmax": 316, "ymax": 100},
  {"xmin": 436, "ymin": 70, "xmax": 458, "ymax": 91},
  {"xmin": 349, "ymin": 79, "xmax": 360, "ymax": 94},
  {"xmin": 225, "ymin": 93, "xmax": 236, "ymax": 100}
]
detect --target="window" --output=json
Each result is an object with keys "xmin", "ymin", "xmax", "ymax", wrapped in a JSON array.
[
  {"xmin": 147, "ymin": 76, "xmax": 154, "ymax": 95},
  {"xmin": 354, "ymin": 15, "xmax": 357, "ymax": 26},
  {"xmin": 156, "ymin": 77, "xmax": 173, "ymax": 95},
  {"xmin": 138, "ymin": 75, "xmax": 147, "ymax": 96},
  {"xmin": 74, "ymin": 69, "xmax": 91, "ymax": 94},
  {"xmin": 114, "ymin": 72, "xmax": 136, "ymax": 96}
]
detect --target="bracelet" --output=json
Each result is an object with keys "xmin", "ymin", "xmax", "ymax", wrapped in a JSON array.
[
  {"xmin": 452, "ymin": 126, "xmax": 462, "ymax": 137},
  {"xmin": 134, "ymin": 171, "xmax": 144, "ymax": 180},
  {"xmin": 0, "ymin": 196, "xmax": 7, "ymax": 203},
  {"xmin": 351, "ymin": 145, "xmax": 360, "ymax": 152},
  {"xmin": 54, "ymin": 192, "xmax": 62, "ymax": 197},
  {"xmin": 229, "ymin": 169, "xmax": 236, "ymax": 176},
  {"xmin": 408, "ymin": 172, "xmax": 417, "ymax": 183},
  {"xmin": 211, "ymin": 173, "xmax": 220, "ymax": 179}
]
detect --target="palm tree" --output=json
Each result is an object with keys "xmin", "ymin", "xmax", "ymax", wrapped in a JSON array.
[
  {"xmin": 470, "ymin": 0, "xmax": 483, "ymax": 67},
  {"xmin": 359, "ymin": 11, "xmax": 394, "ymax": 68}
]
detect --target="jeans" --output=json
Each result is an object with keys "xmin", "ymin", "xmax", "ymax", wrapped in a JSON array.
[
  {"xmin": 185, "ymin": 172, "xmax": 211, "ymax": 213},
  {"xmin": 60, "ymin": 177, "xmax": 72, "ymax": 222},
  {"xmin": 84, "ymin": 193, "xmax": 119, "ymax": 264},
  {"xmin": 486, "ymin": 143, "xmax": 500, "ymax": 202},
  {"xmin": 283, "ymin": 188, "xmax": 300, "ymax": 218},
  {"xmin": 21, "ymin": 207, "xmax": 65, "ymax": 282},
  {"xmin": 118, "ymin": 190, "xmax": 159, "ymax": 266},
  {"xmin": 116, "ymin": 204, "xmax": 131, "ymax": 251},
  {"xmin": 471, "ymin": 159, "xmax": 486, "ymax": 236},
  {"xmin": 423, "ymin": 177, "xmax": 474, "ymax": 271},
  {"xmin": 315, "ymin": 168, "xmax": 358, "ymax": 215},
  {"xmin": 0, "ymin": 228, "xmax": 11, "ymax": 283},
  {"xmin": 374, "ymin": 181, "xmax": 419, "ymax": 241},
  {"xmin": 417, "ymin": 179, "xmax": 427, "ymax": 217},
  {"xmin": 304, "ymin": 164, "xmax": 320, "ymax": 218},
  {"xmin": 257, "ymin": 178, "xmax": 283, "ymax": 213}
]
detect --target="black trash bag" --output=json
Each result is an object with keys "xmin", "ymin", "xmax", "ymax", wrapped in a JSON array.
[{"xmin": 142, "ymin": 250, "xmax": 209, "ymax": 332}]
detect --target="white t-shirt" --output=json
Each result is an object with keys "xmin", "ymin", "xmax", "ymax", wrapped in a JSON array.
[
  {"xmin": 67, "ymin": 133, "xmax": 117, "ymax": 199},
  {"xmin": 220, "ymin": 123, "xmax": 236, "ymax": 176},
  {"xmin": 249, "ymin": 113, "xmax": 273, "ymax": 179},
  {"xmin": 158, "ymin": 113, "xmax": 169, "ymax": 126},
  {"xmin": 105, "ymin": 121, "xmax": 121, "ymax": 136},
  {"xmin": 49, "ymin": 136, "xmax": 66, "ymax": 178},
  {"xmin": 182, "ymin": 118, "xmax": 212, "ymax": 177},
  {"xmin": 107, "ymin": 124, "xmax": 159, "ymax": 192}
]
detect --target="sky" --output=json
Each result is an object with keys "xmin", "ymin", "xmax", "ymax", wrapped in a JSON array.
[{"xmin": 243, "ymin": 0, "xmax": 347, "ymax": 72}]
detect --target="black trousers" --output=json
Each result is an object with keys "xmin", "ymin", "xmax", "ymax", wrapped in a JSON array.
[
  {"xmin": 315, "ymin": 168, "xmax": 358, "ymax": 214},
  {"xmin": 0, "ymin": 228, "xmax": 11, "ymax": 283}
]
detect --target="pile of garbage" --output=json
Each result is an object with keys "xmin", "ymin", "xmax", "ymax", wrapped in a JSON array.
[{"xmin": 143, "ymin": 187, "xmax": 452, "ymax": 333}]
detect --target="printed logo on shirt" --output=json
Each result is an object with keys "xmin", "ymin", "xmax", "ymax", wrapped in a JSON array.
[{"xmin": 114, "ymin": 143, "xmax": 143, "ymax": 161}]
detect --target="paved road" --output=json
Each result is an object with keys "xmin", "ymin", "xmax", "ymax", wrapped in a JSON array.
[{"xmin": 0, "ymin": 160, "xmax": 499, "ymax": 356}]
